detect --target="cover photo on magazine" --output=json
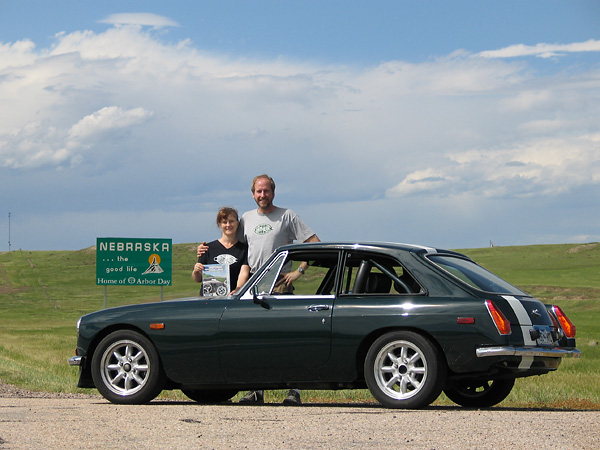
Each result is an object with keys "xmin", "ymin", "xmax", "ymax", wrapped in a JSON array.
[{"xmin": 202, "ymin": 263, "xmax": 230, "ymax": 297}]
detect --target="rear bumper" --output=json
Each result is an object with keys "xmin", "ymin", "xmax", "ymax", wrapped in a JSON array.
[{"xmin": 476, "ymin": 346, "xmax": 581, "ymax": 358}]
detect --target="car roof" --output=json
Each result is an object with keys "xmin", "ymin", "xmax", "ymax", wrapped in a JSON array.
[{"xmin": 276, "ymin": 241, "xmax": 464, "ymax": 257}]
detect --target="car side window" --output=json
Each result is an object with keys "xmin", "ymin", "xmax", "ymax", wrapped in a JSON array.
[
  {"xmin": 341, "ymin": 252, "xmax": 421, "ymax": 295},
  {"xmin": 255, "ymin": 252, "xmax": 288, "ymax": 294},
  {"xmin": 257, "ymin": 251, "xmax": 340, "ymax": 296}
]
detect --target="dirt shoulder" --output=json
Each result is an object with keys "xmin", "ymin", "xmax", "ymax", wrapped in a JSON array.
[
  {"xmin": 1, "ymin": 379, "xmax": 599, "ymax": 450},
  {"xmin": 0, "ymin": 378, "xmax": 96, "ymax": 399}
]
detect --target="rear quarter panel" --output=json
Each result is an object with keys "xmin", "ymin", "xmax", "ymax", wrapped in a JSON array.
[{"xmin": 327, "ymin": 294, "xmax": 508, "ymax": 380}]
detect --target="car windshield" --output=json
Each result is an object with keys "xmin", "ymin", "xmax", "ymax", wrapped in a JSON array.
[{"xmin": 428, "ymin": 255, "xmax": 527, "ymax": 295}]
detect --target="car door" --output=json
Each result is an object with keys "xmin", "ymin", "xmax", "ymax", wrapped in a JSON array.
[{"xmin": 218, "ymin": 250, "xmax": 339, "ymax": 383}]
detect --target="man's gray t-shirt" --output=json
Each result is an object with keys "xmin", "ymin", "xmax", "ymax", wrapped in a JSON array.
[{"xmin": 240, "ymin": 207, "xmax": 315, "ymax": 273}]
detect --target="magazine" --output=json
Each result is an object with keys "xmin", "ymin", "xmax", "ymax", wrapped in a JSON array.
[{"xmin": 202, "ymin": 263, "xmax": 230, "ymax": 297}]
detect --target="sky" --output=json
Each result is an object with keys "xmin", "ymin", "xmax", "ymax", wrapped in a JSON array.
[{"xmin": 1, "ymin": 0, "xmax": 599, "ymax": 251}]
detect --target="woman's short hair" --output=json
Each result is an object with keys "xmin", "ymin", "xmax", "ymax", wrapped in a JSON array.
[{"xmin": 216, "ymin": 206, "xmax": 239, "ymax": 225}]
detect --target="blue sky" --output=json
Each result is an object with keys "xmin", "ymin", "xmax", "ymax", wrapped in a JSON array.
[{"xmin": 1, "ymin": 0, "xmax": 599, "ymax": 251}]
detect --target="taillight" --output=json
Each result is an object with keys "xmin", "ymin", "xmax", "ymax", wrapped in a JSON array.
[
  {"xmin": 486, "ymin": 300, "xmax": 511, "ymax": 335},
  {"xmin": 552, "ymin": 305, "xmax": 576, "ymax": 338}
]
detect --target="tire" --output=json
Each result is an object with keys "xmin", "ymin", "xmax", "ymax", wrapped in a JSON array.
[
  {"xmin": 91, "ymin": 330, "xmax": 166, "ymax": 404},
  {"xmin": 364, "ymin": 331, "xmax": 446, "ymax": 409},
  {"xmin": 181, "ymin": 389, "xmax": 238, "ymax": 404},
  {"xmin": 444, "ymin": 379, "xmax": 515, "ymax": 408},
  {"xmin": 203, "ymin": 284, "xmax": 213, "ymax": 296}
]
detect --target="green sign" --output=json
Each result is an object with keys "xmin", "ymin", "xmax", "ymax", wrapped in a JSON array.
[{"xmin": 96, "ymin": 237, "xmax": 172, "ymax": 286}]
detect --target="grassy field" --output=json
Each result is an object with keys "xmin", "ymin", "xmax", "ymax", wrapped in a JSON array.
[{"xmin": 0, "ymin": 242, "xmax": 598, "ymax": 409}]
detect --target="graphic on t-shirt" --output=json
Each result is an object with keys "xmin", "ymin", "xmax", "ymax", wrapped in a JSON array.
[
  {"xmin": 215, "ymin": 254, "xmax": 238, "ymax": 265},
  {"xmin": 254, "ymin": 224, "xmax": 273, "ymax": 235}
]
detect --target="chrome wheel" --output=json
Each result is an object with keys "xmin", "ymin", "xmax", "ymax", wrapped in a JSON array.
[
  {"xmin": 92, "ymin": 330, "xmax": 165, "ymax": 404},
  {"xmin": 100, "ymin": 339, "xmax": 150, "ymax": 396},
  {"xmin": 373, "ymin": 340, "xmax": 427, "ymax": 400},
  {"xmin": 365, "ymin": 331, "xmax": 446, "ymax": 409}
]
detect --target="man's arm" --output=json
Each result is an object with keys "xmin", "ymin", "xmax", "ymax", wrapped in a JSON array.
[
  {"xmin": 282, "ymin": 234, "xmax": 321, "ymax": 285},
  {"xmin": 197, "ymin": 242, "xmax": 209, "ymax": 258}
]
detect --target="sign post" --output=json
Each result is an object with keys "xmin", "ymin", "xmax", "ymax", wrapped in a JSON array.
[{"xmin": 96, "ymin": 237, "xmax": 173, "ymax": 306}]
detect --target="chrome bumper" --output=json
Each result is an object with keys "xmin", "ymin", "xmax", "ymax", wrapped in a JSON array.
[
  {"xmin": 476, "ymin": 346, "xmax": 582, "ymax": 358},
  {"xmin": 68, "ymin": 356, "xmax": 83, "ymax": 366}
]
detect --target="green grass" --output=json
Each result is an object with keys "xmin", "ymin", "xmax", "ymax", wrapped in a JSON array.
[{"xmin": 0, "ymin": 242, "xmax": 598, "ymax": 409}]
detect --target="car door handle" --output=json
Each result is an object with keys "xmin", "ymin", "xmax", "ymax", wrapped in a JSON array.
[{"xmin": 308, "ymin": 304, "xmax": 330, "ymax": 312}]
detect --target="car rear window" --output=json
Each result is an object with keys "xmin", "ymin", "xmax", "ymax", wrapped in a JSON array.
[{"xmin": 428, "ymin": 255, "xmax": 527, "ymax": 295}]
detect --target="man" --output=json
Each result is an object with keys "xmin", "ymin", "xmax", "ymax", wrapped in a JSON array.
[
  {"xmin": 241, "ymin": 174, "xmax": 319, "ymax": 284},
  {"xmin": 197, "ymin": 174, "xmax": 320, "ymax": 405}
]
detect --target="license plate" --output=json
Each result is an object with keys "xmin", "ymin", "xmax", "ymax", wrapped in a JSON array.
[{"xmin": 536, "ymin": 327, "xmax": 554, "ymax": 346}]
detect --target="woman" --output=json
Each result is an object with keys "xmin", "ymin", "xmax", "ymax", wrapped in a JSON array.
[{"xmin": 192, "ymin": 207, "xmax": 250, "ymax": 295}]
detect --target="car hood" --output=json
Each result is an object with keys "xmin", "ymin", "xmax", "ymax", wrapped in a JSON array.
[{"xmin": 80, "ymin": 296, "xmax": 231, "ymax": 325}]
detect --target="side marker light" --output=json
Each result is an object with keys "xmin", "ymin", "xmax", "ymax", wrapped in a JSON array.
[{"xmin": 457, "ymin": 317, "xmax": 475, "ymax": 324}]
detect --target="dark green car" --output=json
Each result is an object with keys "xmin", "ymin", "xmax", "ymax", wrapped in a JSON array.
[{"xmin": 69, "ymin": 242, "xmax": 581, "ymax": 408}]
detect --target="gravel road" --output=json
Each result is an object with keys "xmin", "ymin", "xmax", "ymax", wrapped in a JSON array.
[{"xmin": 1, "ymin": 381, "xmax": 599, "ymax": 450}]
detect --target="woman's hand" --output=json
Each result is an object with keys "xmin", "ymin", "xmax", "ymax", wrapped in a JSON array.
[{"xmin": 191, "ymin": 262, "xmax": 205, "ymax": 283}]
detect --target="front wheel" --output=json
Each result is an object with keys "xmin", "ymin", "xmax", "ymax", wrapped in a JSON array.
[
  {"xmin": 182, "ymin": 389, "xmax": 238, "ymax": 404},
  {"xmin": 364, "ymin": 331, "xmax": 446, "ymax": 409},
  {"xmin": 444, "ymin": 379, "xmax": 515, "ymax": 408},
  {"xmin": 91, "ymin": 330, "xmax": 166, "ymax": 404}
]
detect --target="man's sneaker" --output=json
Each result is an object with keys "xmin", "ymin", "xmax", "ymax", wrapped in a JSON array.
[
  {"xmin": 238, "ymin": 390, "xmax": 264, "ymax": 404},
  {"xmin": 283, "ymin": 389, "xmax": 302, "ymax": 405}
]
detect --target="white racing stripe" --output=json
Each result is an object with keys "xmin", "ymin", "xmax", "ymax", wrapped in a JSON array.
[
  {"xmin": 502, "ymin": 295, "xmax": 531, "ymax": 325},
  {"xmin": 503, "ymin": 295, "xmax": 535, "ymax": 369},
  {"xmin": 518, "ymin": 356, "xmax": 534, "ymax": 370}
]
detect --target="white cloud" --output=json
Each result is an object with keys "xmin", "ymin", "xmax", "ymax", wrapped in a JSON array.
[
  {"xmin": 387, "ymin": 134, "xmax": 600, "ymax": 199},
  {"xmin": 1, "ymin": 24, "xmax": 599, "ymax": 250},
  {"xmin": 0, "ymin": 122, "xmax": 68, "ymax": 168},
  {"xmin": 99, "ymin": 13, "xmax": 180, "ymax": 28},
  {"xmin": 478, "ymin": 39, "xmax": 600, "ymax": 59},
  {"xmin": 68, "ymin": 106, "xmax": 153, "ymax": 142},
  {"xmin": 0, "ymin": 106, "xmax": 153, "ymax": 169},
  {"xmin": 0, "ymin": 39, "xmax": 38, "ymax": 69}
]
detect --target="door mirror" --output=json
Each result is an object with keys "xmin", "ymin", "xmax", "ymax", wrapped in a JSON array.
[{"xmin": 252, "ymin": 286, "xmax": 271, "ymax": 309}]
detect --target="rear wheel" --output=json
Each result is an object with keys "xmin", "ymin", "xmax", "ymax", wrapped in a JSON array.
[
  {"xmin": 364, "ymin": 331, "xmax": 446, "ymax": 409},
  {"xmin": 92, "ymin": 330, "xmax": 166, "ymax": 404},
  {"xmin": 181, "ymin": 389, "xmax": 238, "ymax": 404},
  {"xmin": 444, "ymin": 379, "xmax": 515, "ymax": 407}
]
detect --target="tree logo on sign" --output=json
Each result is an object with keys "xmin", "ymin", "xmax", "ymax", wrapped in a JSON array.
[{"xmin": 142, "ymin": 254, "xmax": 164, "ymax": 275}]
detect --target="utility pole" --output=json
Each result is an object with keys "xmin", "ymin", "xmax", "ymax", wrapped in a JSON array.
[{"xmin": 8, "ymin": 212, "xmax": 11, "ymax": 252}]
